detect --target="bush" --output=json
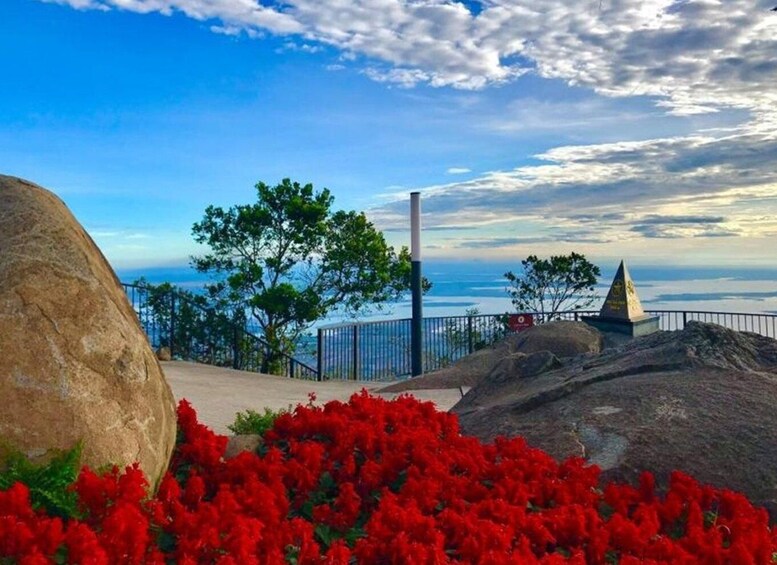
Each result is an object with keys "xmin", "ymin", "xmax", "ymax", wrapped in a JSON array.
[{"xmin": 228, "ymin": 406, "xmax": 289, "ymax": 436}]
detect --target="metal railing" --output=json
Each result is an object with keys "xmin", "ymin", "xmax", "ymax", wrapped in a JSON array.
[
  {"xmin": 122, "ymin": 278, "xmax": 777, "ymax": 383},
  {"xmin": 122, "ymin": 283, "xmax": 319, "ymax": 380},
  {"xmin": 315, "ymin": 309, "xmax": 777, "ymax": 381},
  {"xmin": 646, "ymin": 309, "xmax": 777, "ymax": 334}
]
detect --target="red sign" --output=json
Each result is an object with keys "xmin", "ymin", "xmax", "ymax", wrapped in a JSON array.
[{"xmin": 508, "ymin": 313, "xmax": 534, "ymax": 332}]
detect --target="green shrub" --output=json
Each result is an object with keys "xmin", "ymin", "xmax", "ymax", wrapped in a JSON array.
[
  {"xmin": 0, "ymin": 442, "xmax": 82, "ymax": 519},
  {"xmin": 228, "ymin": 407, "xmax": 289, "ymax": 436}
]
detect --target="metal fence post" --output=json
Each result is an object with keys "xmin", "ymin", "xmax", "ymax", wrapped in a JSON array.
[
  {"xmin": 169, "ymin": 293, "xmax": 176, "ymax": 358},
  {"xmin": 467, "ymin": 316, "xmax": 474, "ymax": 354},
  {"xmin": 682, "ymin": 311, "xmax": 688, "ymax": 329},
  {"xmin": 232, "ymin": 325, "xmax": 240, "ymax": 370},
  {"xmin": 352, "ymin": 324, "xmax": 360, "ymax": 381},
  {"xmin": 316, "ymin": 328, "xmax": 324, "ymax": 382},
  {"xmin": 289, "ymin": 358, "xmax": 296, "ymax": 379}
]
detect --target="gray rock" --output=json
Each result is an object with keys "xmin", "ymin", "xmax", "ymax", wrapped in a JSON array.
[
  {"xmin": 505, "ymin": 320, "xmax": 604, "ymax": 359},
  {"xmin": 380, "ymin": 321, "xmax": 600, "ymax": 392},
  {"xmin": 224, "ymin": 434, "xmax": 263, "ymax": 459},
  {"xmin": 454, "ymin": 322, "xmax": 777, "ymax": 519},
  {"xmin": 461, "ymin": 351, "xmax": 563, "ymax": 407}
]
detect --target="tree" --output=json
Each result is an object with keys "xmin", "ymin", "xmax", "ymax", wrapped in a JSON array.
[
  {"xmin": 504, "ymin": 253, "xmax": 601, "ymax": 320},
  {"xmin": 191, "ymin": 178, "xmax": 428, "ymax": 374}
]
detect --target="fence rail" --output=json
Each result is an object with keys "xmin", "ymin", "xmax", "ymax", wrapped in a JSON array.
[
  {"xmin": 123, "ymin": 279, "xmax": 777, "ymax": 382},
  {"xmin": 122, "ymin": 283, "xmax": 319, "ymax": 380},
  {"xmin": 315, "ymin": 309, "xmax": 777, "ymax": 382}
]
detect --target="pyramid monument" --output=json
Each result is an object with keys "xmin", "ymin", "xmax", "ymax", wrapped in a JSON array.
[
  {"xmin": 582, "ymin": 260, "xmax": 660, "ymax": 337},
  {"xmin": 600, "ymin": 260, "xmax": 645, "ymax": 320}
]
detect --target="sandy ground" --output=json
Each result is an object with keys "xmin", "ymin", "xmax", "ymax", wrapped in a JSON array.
[{"xmin": 161, "ymin": 361, "xmax": 467, "ymax": 435}]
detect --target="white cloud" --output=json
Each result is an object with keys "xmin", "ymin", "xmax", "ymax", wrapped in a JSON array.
[
  {"xmin": 89, "ymin": 229, "xmax": 152, "ymax": 240},
  {"xmin": 43, "ymin": 0, "xmax": 777, "ymax": 117},
  {"xmin": 368, "ymin": 122, "xmax": 777, "ymax": 248},
  {"xmin": 90, "ymin": 230, "xmax": 121, "ymax": 237},
  {"xmin": 276, "ymin": 41, "xmax": 323, "ymax": 54},
  {"xmin": 446, "ymin": 167, "xmax": 471, "ymax": 174}
]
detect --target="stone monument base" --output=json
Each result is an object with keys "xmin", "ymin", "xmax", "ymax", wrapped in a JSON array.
[{"xmin": 581, "ymin": 314, "xmax": 660, "ymax": 338}]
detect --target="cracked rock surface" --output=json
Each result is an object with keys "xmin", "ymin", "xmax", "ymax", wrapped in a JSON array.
[
  {"xmin": 0, "ymin": 175, "xmax": 176, "ymax": 488},
  {"xmin": 453, "ymin": 321, "xmax": 777, "ymax": 518}
]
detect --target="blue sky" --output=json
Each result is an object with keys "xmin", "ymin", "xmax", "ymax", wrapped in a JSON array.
[{"xmin": 2, "ymin": 0, "xmax": 776, "ymax": 269}]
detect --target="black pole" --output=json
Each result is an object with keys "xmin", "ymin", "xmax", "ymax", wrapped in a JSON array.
[
  {"xmin": 352, "ymin": 324, "xmax": 360, "ymax": 380},
  {"xmin": 316, "ymin": 328, "xmax": 324, "ymax": 382},
  {"xmin": 410, "ymin": 192, "xmax": 423, "ymax": 376},
  {"xmin": 169, "ymin": 293, "xmax": 176, "ymax": 359},
  {"xmin": 232, "ymin": 325, "xmax": 240, "ymax": 370}
]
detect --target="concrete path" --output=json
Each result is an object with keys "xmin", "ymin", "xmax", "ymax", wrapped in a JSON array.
[{"xmin": 161, "ymin": 361, "xmax": 465, "ymax": 435}]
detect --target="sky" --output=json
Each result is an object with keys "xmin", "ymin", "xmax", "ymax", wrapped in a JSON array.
[{"xmin": 2, "ymin": 0, "xmax": 777, "ymax": 270}]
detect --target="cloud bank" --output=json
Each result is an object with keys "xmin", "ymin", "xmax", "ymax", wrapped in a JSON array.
[
  {"xmin": 45, "ymin": 0, "xmax": 777, "ymax": 113},
  {"xmin": 46, "ymin": 0, "xmax": 777, "ymax": 260}
]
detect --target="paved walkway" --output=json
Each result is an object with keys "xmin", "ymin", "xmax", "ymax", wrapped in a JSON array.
[{"xmin": 162, "ymin": 361, "xmax": 465, "ymax": 435}]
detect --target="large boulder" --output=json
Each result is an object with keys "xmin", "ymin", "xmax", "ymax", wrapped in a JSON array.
[
  {"xmin": 0, "ymin": 175, "xmax": 176, "ymax": 487},
  {"xmin": 454, "ymin": 322, "xmax": 777, "ymax": 518},
  {"xmin": 503, "ymin": 320, "xmax": 604, "ymax": 358},
  {"xmin": 380, "ymin": 320, "xmax": 602, "ymax": 392}
]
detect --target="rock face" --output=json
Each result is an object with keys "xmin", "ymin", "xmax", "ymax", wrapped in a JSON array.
[
  {"xmin": 454, "ymin": 322, "xmax": 777, "ymax": 517},
  {"xmin": 504, "ymin": 320, "xmax": 604, "ymax": 358},
  {"xmin": 380, "ymin": 320, "xmax": 602, "ymax": 392},
  {"xmin": 0, "ymin": 175, "xmax": 176, "ymax": 486}
]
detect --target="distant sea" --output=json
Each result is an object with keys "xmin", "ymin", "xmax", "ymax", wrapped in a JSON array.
[{"xmin": 116, "ymin": 261, "xmax": 777, "ymax": 328}]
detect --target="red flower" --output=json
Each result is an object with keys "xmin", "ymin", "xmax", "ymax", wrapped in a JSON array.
[{"xmin": 1, "ymin": 395, "xmax": 775, "ymax": 563}]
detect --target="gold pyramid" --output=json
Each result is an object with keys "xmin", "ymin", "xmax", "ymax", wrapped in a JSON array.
[{"xmin": 599, "ymin": 260, "xmax": 645, "ymax": 320}]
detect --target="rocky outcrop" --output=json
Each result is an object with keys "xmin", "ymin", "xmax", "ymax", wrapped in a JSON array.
[
  {"xmin": 0, "ymin": 175, "xmax": 176, "ymax": 487},
  {"xmin": 380, "ymin": 320, "xmax": 602, "ymax": 392},
  {"xmin": 459, "ymin": 351, "xmax": 563, "ymax": 407},
  {"xmin": 503, "ymin": 320, "xmax": 604, "ymax": 358},
  {"xmin": 454, "ymin": 322, "xmax": 777, "ymax": 517}
]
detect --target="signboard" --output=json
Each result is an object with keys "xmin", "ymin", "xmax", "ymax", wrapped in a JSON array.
[{"xmin": 508, "ymin": 313, "xmax": 534, "ymax": 332}]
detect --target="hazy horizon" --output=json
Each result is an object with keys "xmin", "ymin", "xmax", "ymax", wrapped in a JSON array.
[{"xmin": 115, "ymin": 261, "xmax": 777, "ymax": 320}]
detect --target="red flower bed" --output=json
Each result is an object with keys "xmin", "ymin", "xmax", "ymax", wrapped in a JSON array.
[{"xmin": 2, "ymin": 392, "xmax": 777, "ymax": 563}]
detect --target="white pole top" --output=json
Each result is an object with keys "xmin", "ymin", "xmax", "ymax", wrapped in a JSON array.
[{"xmin": 410, "ymin": 192, "xmax": 421, "ymax": 261}]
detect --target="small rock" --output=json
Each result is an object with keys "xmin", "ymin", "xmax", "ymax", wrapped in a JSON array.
[
  {"xmin": 156, "ymin": 347, "xmax": 172, "ymax": 362},
  {"xmin": 224, "ymin": 434, "xmax": 263, "ymax": 459}
]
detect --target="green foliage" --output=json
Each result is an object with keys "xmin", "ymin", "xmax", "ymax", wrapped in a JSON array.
[
  {"xmin": 505, "ymin": 253, "xmax": 601, "ymax": 320},
  {"xmin": 191, "ymin": 178, "xmax": 430, "ymax": 374},
  {"xmin": 228, "ymin": 406, "xmax": 289, "ymax": 436},
  {"xmin": 0, "ymin": 442, "xmax": 82, "ymax": 519}
]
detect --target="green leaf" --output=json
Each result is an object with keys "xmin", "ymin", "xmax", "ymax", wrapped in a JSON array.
[{"xmin": 0, "ymin": 442, "xmax": 83, "ymax": 519}]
